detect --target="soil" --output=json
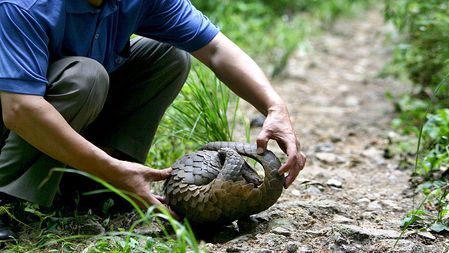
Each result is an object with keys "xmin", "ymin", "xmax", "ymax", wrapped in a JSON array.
[{"xmin": 204, "ymin": 9, "xmax": 449, "ymax": 253}]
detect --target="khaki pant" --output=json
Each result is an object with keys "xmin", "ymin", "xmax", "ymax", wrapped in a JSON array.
[{"xmin": 0, "ymin": 37, "xmax": 191, "ymax": 207}]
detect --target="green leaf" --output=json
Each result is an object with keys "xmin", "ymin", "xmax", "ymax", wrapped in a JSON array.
[{"xmin": 430, "ymin": 222, "xmax": 449, "ymax": 233}]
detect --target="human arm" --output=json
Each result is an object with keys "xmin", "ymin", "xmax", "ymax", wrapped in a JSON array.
[
  {"xmin": 0, "ymin": 92, "xmax": 172, "ymax": 209},
  {"xmin": 191, "ymin": 32, "xmax": 307, "ymax": 188}
]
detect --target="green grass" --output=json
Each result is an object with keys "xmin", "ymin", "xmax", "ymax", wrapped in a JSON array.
[
  {"xmin": 383, "ymin": 0, "xmax": 449, "ymax": 235},
  {"xmin": 146, "ymin": 64, "xmax": 249, "ymax": 169},
  {"xmin": 3, "ymin": 168, "xmax": 204, "ymax": 253},
  {"xmin": 387, "ymin": 75, "xmax": 449, "ymax": 234}
]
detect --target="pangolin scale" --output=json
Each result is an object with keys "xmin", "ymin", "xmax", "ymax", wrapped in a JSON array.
[{"xmin": 164, "ymin": 142, "xmax": 285, "ymax": 225}]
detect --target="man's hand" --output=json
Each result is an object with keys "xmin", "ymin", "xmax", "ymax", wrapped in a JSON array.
[
  {"xmin": 256, "ymin": 105, "xmax": 306, "ymax": 188},
  {"xmin": 107, "ymin": 161, "xmax": 178, "ymax": 218}
]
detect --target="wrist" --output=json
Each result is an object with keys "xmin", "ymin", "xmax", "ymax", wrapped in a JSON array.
[
  {"xmin": 91, "ymin": 151, "xmax": 124, "ymax": 181},
  {"xmin": 267, "ymin": 102, "xmax": 288, "ymax": 115}
]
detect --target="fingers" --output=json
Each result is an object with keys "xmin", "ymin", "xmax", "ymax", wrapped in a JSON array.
[
  {"xmin": 146, "ymin": 194, "xmax": 181, "ymax": 220},
  {"xmin": 145, "ymin": 167, "xmax": 172, "ymax": 181},
  {"xmin": 283, "ymin": 151, "xmax": 306, "ymax": 188},
  {"xmin": 256, "ymin": 130, "xmax": 269, "ymax": 154},
  {"xmin": 154, "ymin": 195, "xmax": 166, "ymax": 204},
  {"xmin": 278, "ymin": 144, "xmax": 299, "ymax": 174}
]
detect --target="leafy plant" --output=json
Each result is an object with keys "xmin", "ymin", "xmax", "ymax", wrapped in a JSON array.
[
  {"xmin": 146, "ymin": 65, "xmax": 247, "ymax": 169},
  {"xmin": 385, "ymin": 0, "xmax": 449, "ymax": 90},
  {"xmin": 3, "ymin": 168, "xmax": 204, "ymax": 252},
  {"xmin": 170, "ymin": 66, "xmax": 242, "ymax": 146}
]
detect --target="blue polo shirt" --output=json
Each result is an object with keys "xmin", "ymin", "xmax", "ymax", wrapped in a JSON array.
[{"xmin": 0, "ymin": 0, "xmax": 219, "ymax": 96}]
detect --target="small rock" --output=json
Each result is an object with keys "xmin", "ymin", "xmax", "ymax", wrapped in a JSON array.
[
  {"xmin": 358, "ymin": 198, "xmax": 371, "ymax": 205},
  {"xmin": 331, "ymin": 135, "xmax": 343, "ymax": 143},
  {"xmin": 333, "ymin": 214, "xmax": 352, "ymax": 224},
  {"xmin": 337, "ymin": 84, "xmax": 350, "ymax": 92},
  {"xmin": 344, "ymin": 96, "xmax": 359, "ymax": 106},
  {"xmin": 272, "ymin": 227, "xmax": 291, "ymax": 236},
  {"xmin": 256, "ymin": 233, "xmax": 285, "ymax": 248},
  {"xmin": 387, "ymin": 131, "xmax": 400, "ymax": 139},
  {"xmin": 228, "ymin": 234, "xmax": 252, "ymax": 245},
  {"xmin": 316, "ymin": 152, "xmax": 343, "ymax": 165},
  {"xmin": 314, "ymin": 142, "xmax": 335, "ymax": 153},
  {"xmin": 367, "ymin": 201, "xmax": 382, "ymax": 211},
  {"xmin": 333, "ymin": 231, "xmax": 348, "ymax": 245},
  {"xmin": 286, "ymin": 241, "xmax": 299, "ymax": 253},
  {"xmin": 291, "ymin": 189, "xmax": 301, "ymax": 196},
  {"xmin": 326, "ymin": 178, "xmax": 343, "ymax": 188},
  {"xmin": 333, "ymin": 224, "xmax": 401, "ymax": 240},
  {"xmin": 253, "ymin": 250, "xmax": 272, "ymax": 253},
  {"xmin": 361, "ymin": 211, "xmax": 375, "ymax": 219},
  {"xmin": 305, "ymin": 185, "xmax": 322, "ymax": 195},
  {"xmin": 79, "ymin": 221, "xmax": 105, "ymax": 235},
  {"xmin": 297, "ymin": 246, "xmax": 313, "ymax": 253},
  {"xmin": 269, "ymin": 218, "xmax": 295, "ymax": 228},
  {"xmin": 134, "ymin": 222, "xmax": 162, "ymax": 236},
  {"xmin": 375, "ymin": 239, "xmax": 417, "ymax": 252},
  {"xmin": 366, "ymin": 193, "xmax": 380, "ymax": 201},
  {"xmin": 388, "ymin": 174, "xmax": 397, "ymax": 183},
  {"xmin": 250, "ymin": 114, "xmax": 266, "ymax": 128},
  {"xmin": 362, "ymin": 147, "xmax": 382, "ymax": 158},
  {"xmin": 381, "ymin": 199, "xmax": 401, "ymax": 211},
  {"xmin": 417, "ymin": 231, "xmax": 436, "ymax": 240}
]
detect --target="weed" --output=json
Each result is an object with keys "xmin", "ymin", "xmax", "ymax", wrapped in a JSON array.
[{"xmin": 3, "ymin": 168, "xmax": 204, "ymax": 252}]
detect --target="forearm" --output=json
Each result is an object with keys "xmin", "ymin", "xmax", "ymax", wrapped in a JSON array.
[
  {"xmin": 192, "ymin": 33, "xmax": 306, "ymax": 187},
  {"xmin": 192, "ymin": 32, "xmax": 286, "ymax": 115},
  {"xmin": 0, "ymin": 92, "xmax": 119, "ymax": 180}
]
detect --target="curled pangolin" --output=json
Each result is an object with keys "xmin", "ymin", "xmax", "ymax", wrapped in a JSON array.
[{"xmin": 164, "ymin": 142, "xmax": 285, "ymax": 225}]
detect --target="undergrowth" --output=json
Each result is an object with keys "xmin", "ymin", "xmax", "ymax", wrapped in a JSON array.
[
  {"xmin": 384, "ymin": 0, "xmax": 449, "ymax": 238},
  {"xmin": 2, "ymin": 169, "xmax": 202, "ymax": 252}
]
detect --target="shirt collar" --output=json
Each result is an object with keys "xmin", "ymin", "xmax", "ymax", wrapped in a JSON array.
[{"xmin": 65, "ymin": 0, "xmax": 118, "ymax": 16}]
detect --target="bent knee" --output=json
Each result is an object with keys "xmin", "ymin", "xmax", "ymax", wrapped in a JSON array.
[
  {"xmin": 171, "ymin": 49, "xmax": 191, "ymax": 76},
  {"xmin": 72, "ymin": 57, "xmax": 109, "ymax": 101},
  {"xmin": 47, "ymin": 57, "xmax": 110, "ymax": 113}
]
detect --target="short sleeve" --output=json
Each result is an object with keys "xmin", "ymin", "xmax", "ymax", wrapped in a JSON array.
[
  {"xmin": 136, "ymin": 0, "xmax": 220, "ymax": 52},
  {"xmin": 0, "ymin": 3, "xmax": 49, "ymax": 95}
]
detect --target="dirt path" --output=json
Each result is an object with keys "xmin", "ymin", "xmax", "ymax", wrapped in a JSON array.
[{"xmin": 207, "ymin": 9, "xmax": 447, "ymax": 253}]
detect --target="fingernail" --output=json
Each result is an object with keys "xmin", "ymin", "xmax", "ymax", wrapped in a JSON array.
[{"xmin": 257, "ymin": 148, "xmax": 263, "ymax": 154}]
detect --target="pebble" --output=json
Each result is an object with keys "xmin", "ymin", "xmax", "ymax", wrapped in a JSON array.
[
  {"xmin": 358, "ymin": 198, "xmax": 371, "ymax": 205},
  {"xmin": 366, "ymin": 193, "xmax": 380, "ymax": 201},
  {"xmin": 388, "ymin": 174, "xmax": 397, "ymax": 183},
  {"xmin": 250, "ymin": 114, "xmax": 266, "ymax": 128},
  {"xmin": 367, "ymin": 201, "xmax": 382, "ymax": 211},
  {"xmin": 305, "ymin": 185, "xmax": 323, "ymax": 195},
  {"xmin": 253, "ymin": 250, "xmax": 272, "ymax": 253},
  {"xmin": 316, "ymin": 152, "xmax": 342, "ymax": 165},
  {"xmin": 362, "ymin": 147, "xmax": 382, "ymax": 158},
  {"xmin": 79, "ymin": 221, "xmax": 105, "ymax": 235},
  {"xmin": 362, "ymin": 212, "xmax": 375, "ymax": 219},
  {"xmin": 333, "ymin": 224, "xmax": 401, "ymax": 240},
  {"xmin": 272, "ymin": 227, "xmax": 291, "ymax": 236},
  {"xmin": 286, "ymin": 241, "xmax": 299, "ymax": 253},
  {"xmin": 314, "ymin": 142, "xmax": 335, "ymax": 153},
  {"xmin": 326, "ymin": 178, "xmax": 343, "ymax": 188},
  {"xmin": 291, "ymin": 189, "xmax": 301, "ymax": 196},
  {"xmin": 381, "ymin": 199, "xmax": 401, "ymax": 211},
  {"xmin": 333, "ymin": 214, "xmax": 353, "ymax": 224},
  {"xmin": 417, "ymin": 231, "xmax": 436, "ymax": 240},
  {"xmin": 344, "ymin": 96, "xmax": 360, "ymax": 106}
]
